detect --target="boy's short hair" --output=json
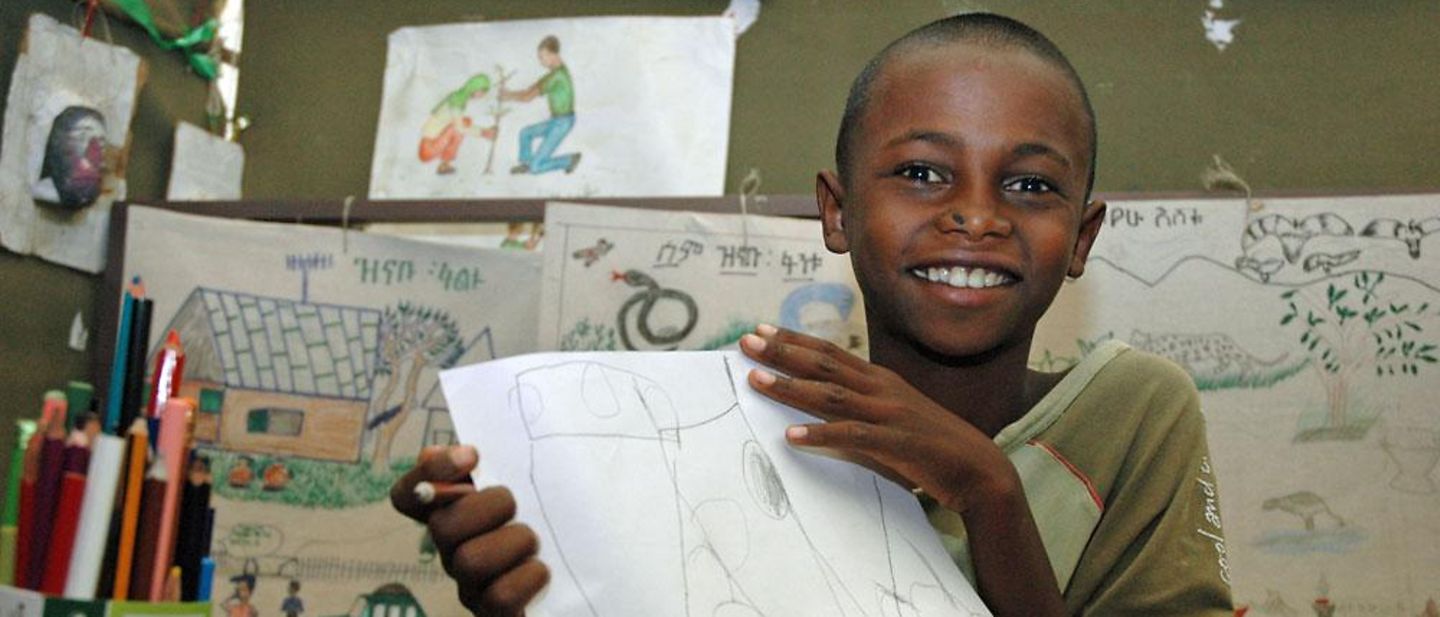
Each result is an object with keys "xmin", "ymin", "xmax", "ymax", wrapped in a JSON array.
[
  {"xmin": 835, "ymin": 13, "xmax": 1098, "ymax": 200},
  {"xmin": 539, "ymin": 35, "xmax": 560, "ymax": 54}
]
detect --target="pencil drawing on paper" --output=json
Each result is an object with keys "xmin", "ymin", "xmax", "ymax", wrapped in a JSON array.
[{"xmin": 504, "ymin": 356, "xmax": 982, "ymax": 616}]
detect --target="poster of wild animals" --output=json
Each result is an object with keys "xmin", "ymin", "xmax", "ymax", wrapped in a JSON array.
[
  {"xmin": 1032, "ymin": 194, "xmax": 1440, "ymax": 615},
  {"xmin": 0, "ymin": 14, "xmax": 143, "ymax": 273},
  {"xmin": 122, "ymin": 206, "xmax": 542, "ymax": 617},
  {"xmin": 369, "ymin": 17, "xmax": 735, "ymax": 199}
]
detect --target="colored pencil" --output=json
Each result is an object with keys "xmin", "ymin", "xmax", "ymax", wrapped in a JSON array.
[
  {"xmin": 112, "ymin": 417, "xmax": 150, "ymax": 600},
  {"xmin": 40, "ymin": 430, "xmax": 91, "ymax": 594},
  {"xmin": 147, "ymin": 398, "xmax": 193, "ymax": 600},
  {"xmin": 176, "ymin": 451, "xmax": 212, "ymax": 601},
  {"xmin": 128, "ymin": 464, "xmax": 167, "ymax": 600},
  {"xmin": 65, "ymin": 433, "xmax": 124, "ymax": 598},
  {"xmin": 105, "ymin": 279, "xmax": 140, "ymax": 434},
  {"xmin": 15, "ymin": 392, "xmax": 64, "ymax": 588},
  {"xmin": 146, "ymin": 331, "xmax": 186, "ymax": 420},
  {"xmin": 196, "ymin": 557, "xmax": 215, "ymax": 602},
  {"xmin": 414, "ymin": 480, "xmax": 476, "ymax": 505},
  {"xmin": 23, "ymin": 395, "xmax": 69, "ymax": 589},
  {"xmin": 163, "ymin": 565, "xmax": 182, "ymax": 601},
  {"xmin": 64, "ymin": 381, "xmax": 94, "ymax": 433},
  {"xmin": 0, "ymin": 420, "xmax": 37, "ymax": 586},
  {"xmin": 119, "ymin": 298, "xmax": 154, "ymax": 435}
]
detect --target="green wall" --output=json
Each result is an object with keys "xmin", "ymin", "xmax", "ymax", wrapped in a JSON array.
[
  {"xmin": 238, "ymin": 2, "xmax": 1440, "ymax": 198},
  {"xmin": 3, "ymin": 1, "xmax": 1439, "ymax": 515},
  {"xmin": 0, "ymin": 0, "xmax": 209, "ymax": 506}
]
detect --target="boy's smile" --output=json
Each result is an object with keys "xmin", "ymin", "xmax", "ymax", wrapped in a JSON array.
[{"xmin": 819, "ymin": 43, "xmax": 1104, "ymax": 362}]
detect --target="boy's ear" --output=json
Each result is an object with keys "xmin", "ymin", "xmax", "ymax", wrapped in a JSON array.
[
  {"xmin": 1067, "ymin": 200, "xmax": 1106, "ymax": 278},
  {"xmin": 816, "ymin": 170, "xmax": 850, "ymax": 254}
]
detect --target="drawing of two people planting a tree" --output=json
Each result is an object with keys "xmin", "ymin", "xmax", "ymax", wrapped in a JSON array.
[{"xmin": 417, "ymin": 35, "xmax": 581, "ymax": 177}]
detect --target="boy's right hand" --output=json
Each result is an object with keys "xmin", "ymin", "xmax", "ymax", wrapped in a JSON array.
[{"xmin": 390, "ymin": 445, "xmax": 549, "ymax": 616}]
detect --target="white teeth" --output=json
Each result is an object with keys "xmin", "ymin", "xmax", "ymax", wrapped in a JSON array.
[
  {"xmin": 913, "ymin": 266, "xmax": 1012, "ymax": 289},
  {"xmin": 947, "ymin": 267, "xmax": 967, "ymax": 287},
  {"xmin": 967, "ymin": 269, "xmax": 987, "ymax": 288}
]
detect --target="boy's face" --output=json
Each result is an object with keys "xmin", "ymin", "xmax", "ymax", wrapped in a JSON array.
[{"xmin": 819, "ymin": 43, "xmax": 1104, "ymax": 360}]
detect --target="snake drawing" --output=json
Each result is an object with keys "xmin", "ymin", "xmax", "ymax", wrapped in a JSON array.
[{"xmin": 613, "ymin": 269, "xmax": 699, "ymax": 350}]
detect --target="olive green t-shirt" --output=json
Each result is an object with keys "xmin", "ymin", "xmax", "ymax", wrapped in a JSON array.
[{"xmin": 924, "ymin": 341, "xmax": 1235, "ymax": 616}]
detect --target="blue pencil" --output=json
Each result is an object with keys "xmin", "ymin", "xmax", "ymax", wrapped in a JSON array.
[
  {"xmin": 105, "ymin": 279, "xmax": 139, "ymax": 434},
  {"xmin": 197, "ymin": 557, "xmax": 215, "ymax": 601}
]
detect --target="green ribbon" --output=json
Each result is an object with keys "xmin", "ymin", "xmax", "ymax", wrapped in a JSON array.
[{"xmin": 110, "ymin": 0, "xmax": 220, "ymax": 80}]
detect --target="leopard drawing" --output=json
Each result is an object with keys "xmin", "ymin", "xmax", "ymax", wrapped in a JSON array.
[{"xmin": 1129, "ymin": 329, "xmax": 1289, "ymax": 383}]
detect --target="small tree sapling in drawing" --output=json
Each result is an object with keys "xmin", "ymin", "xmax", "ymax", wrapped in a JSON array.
[{"xmin": 1279, "ymin": 271, "xmax": 1439, "ymax": 440}]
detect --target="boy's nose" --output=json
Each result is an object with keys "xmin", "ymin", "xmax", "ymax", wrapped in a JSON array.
[{"xmin": 936, "ymin": 192, "xmax": 1013, "ymax": 238}]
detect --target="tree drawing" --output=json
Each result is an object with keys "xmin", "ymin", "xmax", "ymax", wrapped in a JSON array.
[
  {"xmin": 369, "ymin": 302, "xmax": 465, "ymax": 469},
  {"xmin": 1279, "ymin": 271, "xmax": 1438, "ymax": 441},
  {"xmin": 483, "ymin": 64, "xmax": 516, "ymax": 175}
]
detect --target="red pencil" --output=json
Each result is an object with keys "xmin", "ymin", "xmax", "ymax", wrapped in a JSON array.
[
  {"xmin": 14, "ymin": 392, "xmax": 65, "ymax": 589},
  {"xmin": 40, "ymin": 430, "xmax": 91, "ymax": 594},
  {"xmin": 23, "ymin": 395, "xmax": 69, "ymax": 589},
  {"xmin": 145, "ymin": 331, "xmax": 186, "ymax": 420}
]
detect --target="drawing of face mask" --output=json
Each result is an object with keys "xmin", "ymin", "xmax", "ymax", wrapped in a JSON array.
[{"xmin": 38, "ymin": 105, "xmax": 108, "ymax": 210}]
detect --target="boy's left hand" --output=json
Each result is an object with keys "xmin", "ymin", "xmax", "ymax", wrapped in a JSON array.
[{"xmin": 739, "ymin": 324, "xmax": 1017, "ymax": 514}]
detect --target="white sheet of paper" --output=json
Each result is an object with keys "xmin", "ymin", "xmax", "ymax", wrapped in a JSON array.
[
  {"xmin": 0, "ymin": 14, "xmax": 142, "ymax": 273},
  {"xmin": 539, "ymin": 202, "xmax": 868, "ymax": 356},
  {"xmin": 370, "ymin": 17, "xmax": 733, "ymax": 199},
  {"xmin": 167, "ymin": 122, "xmax": 244, "ymax": 200},
  {"xmin": 441, "ymin": 350, "xmax": 990, "ymax": 617}
]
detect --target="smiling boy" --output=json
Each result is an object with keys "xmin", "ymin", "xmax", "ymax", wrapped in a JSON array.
[{"xmin": 392, "ymin": 13, "xmax": 1233, "ymax": 617}]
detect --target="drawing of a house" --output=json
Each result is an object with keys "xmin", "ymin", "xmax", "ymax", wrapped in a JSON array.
[
  {"xmin": 153, "ymin": 288, "xmax": 381, "ymax": 462},
  {"xmin": 412, "ymin": 328, "xmax": 498, "ymax": 452}
]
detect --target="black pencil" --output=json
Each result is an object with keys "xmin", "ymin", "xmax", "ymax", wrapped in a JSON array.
[{"xmin": 119, "ymin": 299, "xmax": 153, "ymax": 433}]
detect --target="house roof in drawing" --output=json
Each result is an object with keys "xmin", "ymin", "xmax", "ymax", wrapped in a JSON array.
[{"xmin": 157, "ymin": 288, "xmax": 382, "ymax": 401}]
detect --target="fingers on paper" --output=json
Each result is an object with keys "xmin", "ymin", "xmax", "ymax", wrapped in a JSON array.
[{"xmin": 741, "ymin": 325, "xmax": 871, "ymax": 384}]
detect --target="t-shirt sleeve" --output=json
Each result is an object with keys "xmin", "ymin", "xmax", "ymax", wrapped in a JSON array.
[{"xmin": 1068, "ymin": 375, "xmax": 1235, "ymax": 616}]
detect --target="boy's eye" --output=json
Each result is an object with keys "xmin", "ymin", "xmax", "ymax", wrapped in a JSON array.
[
  {"xmin": 1003, "ymin": 176, "xmax": 1056, "ymax": 194},
  {"xmin": 896, "ymin": 164, "xmax": 946, "ymax": 184}
]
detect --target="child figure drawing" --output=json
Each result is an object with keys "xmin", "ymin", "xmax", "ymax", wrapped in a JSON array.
[
  {"xmin": 418, "ymin": 73, "xmax": 497, "ymax": 175},
  {"xmin": 393, "ymin": 13, "xmax": 1234, "ymax": 616}
]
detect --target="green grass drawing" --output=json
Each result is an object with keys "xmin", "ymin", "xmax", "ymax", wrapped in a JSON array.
[
  {"xmin": 1192, "ymin": 357, "xmax": 1312, "ymax": 391},
  {"xmin": 210, "ymin": 450, "xmax": 413, "ymax": 509},
  {"xmin": 560, "ymin": 317, "xmax": 618, "ymax": 351},
  {"xmin": 699, "ymin": 318, "xmax": 758, "ymax": 351}
]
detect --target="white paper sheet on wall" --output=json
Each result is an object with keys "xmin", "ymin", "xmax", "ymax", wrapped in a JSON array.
[
  {"xmin": 539, "ymin": 202, "xmax": 867, "ymax": 356},
  {"xmin": 370, "ymin": 17, "xmax": 734, "ymax": 199},
  {"xmin": 167, "ymin": 122, "xmax": 244, "ymax": 200},
  {"xmin": 440, "ymin": 349, "xmax": 991, "ymax": 617},
  {"xmin": 123, "ymin": 206, "xmax": 543, "ymax": 617},
  {"xmin": 1033, "ymin": 194, "xmax": 1440, "ymax": 614},
  {"xmin": 0, "ymin": 14, "xmax": 143, "ymax": 273}
]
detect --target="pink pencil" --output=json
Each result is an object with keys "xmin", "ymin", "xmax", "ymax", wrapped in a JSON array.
[{"xmin": 146, "ymin": 398, "xmax": 192, "ymax": 600}]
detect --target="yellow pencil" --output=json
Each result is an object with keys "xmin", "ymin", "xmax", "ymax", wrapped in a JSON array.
[
  {"xmin": 163, "ymin": 565, "xmax": 182, "ymax": 601},
  {"xmin": 112, "ymin": 417, "xmax": 149, "ymax": 600}
]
